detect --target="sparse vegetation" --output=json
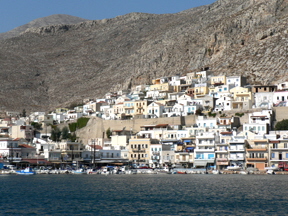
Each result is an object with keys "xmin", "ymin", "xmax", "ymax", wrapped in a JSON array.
[{"xmin": 235, "ymin": 113, "xmax": 244, "ymax": 117}]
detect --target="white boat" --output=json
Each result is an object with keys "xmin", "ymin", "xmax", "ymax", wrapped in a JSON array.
[
  {"xmin": 212, "ymin": 170, "xmax": 220, "ymax": 174},
  {"xmin": 16, "ymin": 167, "xmax": 36, "ymax": 175},
  {"xmin": 239, "ymin": 170, "xmax": 248, "ymax": 175},
  {"xmin": 72, "ymin": 168, "xmax": 86, "ymax": 174},
  {"xmin": 265, "ymin": 167, "xmax": 279, "ymax": 171},
  {"xmin": 266, "ymin": 169, "xmax": 276, "ymax": 175},
  {"xmin": 227, "ymin": 165, "xmax": 242, "ymax": 170}
]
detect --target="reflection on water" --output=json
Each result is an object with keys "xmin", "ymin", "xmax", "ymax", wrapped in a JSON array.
[{"xmin": 1, "ymin": 174, "xmax": 287, "ymax": 215}]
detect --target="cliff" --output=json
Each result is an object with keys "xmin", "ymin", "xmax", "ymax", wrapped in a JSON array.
[{"xmin": 0, "ymin": 0, "xmax": 287, "ymax": 112}]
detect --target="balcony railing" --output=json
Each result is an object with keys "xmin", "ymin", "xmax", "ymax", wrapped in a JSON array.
[
  {"xmin": 229, "ymin": 157, "xmax": 244, "ymax": 160},
  {"xmin": 132, "ymin": 149, "xmax": 146, "ymax": 153},
  {"xmin": 246, "ymin": 157, "xmax": 267, "ymax": 161},
  {"xmin": 216, "ymin": 158, "xmax": 228, "ymax": 162}
]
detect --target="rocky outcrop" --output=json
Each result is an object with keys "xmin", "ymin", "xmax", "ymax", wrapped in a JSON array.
[
  {"xmin": 0, "ymin": 0, "xmax": 287, "ymax": 112},
  {"xmin": 0, "ymin": 14, "xmax": 88, "ymax": 40}
]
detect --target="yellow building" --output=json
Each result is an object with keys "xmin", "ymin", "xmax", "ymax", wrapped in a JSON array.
[
  {"xmin": 194, "ymin": 83, "xmax": 209, "ymax": 98},
  {"xmin": 211, "ymin": 75, "xmax": 226, "ymax": 85},
  {"xmin": 128, "ymin": 137, "xmax": 151, "ymax": 165},
  {"xmin": 230, "ymin": 86, "xmax": 254, "ymax": 109},
  {"xmin": 133, "ymin": 100, "xmax": 149, "ymax": 116},
  {"xmin": 246, "ymin": 139, "xmax": 269, "ymax": 170},
  {"xmin": 269, "ymin": 139, "xmax": 288, "ymax": 169},
  {"xmin": 150, "ymin": 83, "xmax": 173, "ymax": 92},
  {"xmin": 123, "ymin": 101, "xmax": 135, "ymax": 117}
]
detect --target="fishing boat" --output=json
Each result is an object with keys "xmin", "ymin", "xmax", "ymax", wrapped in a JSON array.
[
  {"xmin": 176, "ymin": 171, "xmax": 187, "ymax": 174},
  {"xmin": 227, "ymin": 163, "xmax": 242, "ymax": 170},
  {"xmin": 212, "ymin": 170, "xmax": 220, "ymax": 174},
  {"xmin": 16, "ymin": 167, "xmax": 36, "ymax": 175},
  {"xmin": 72, "ymin": 168, "xmax": 86, "ymax": 174}
]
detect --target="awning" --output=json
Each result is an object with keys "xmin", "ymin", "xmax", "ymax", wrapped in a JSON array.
[
  {"xmin": 20, "ymin": 159, "xmax": 51, "ymax": 164},
  {"xmin": 184, "ymin": 140, "xmax": 191, "ymax": 143},
  {"xmin": 194, "ymin": 161, "xmax": 207, "ymax": 167},
  {"xmin": 186, "ymin": 147, "xmax": 194, "ymax": 150}
]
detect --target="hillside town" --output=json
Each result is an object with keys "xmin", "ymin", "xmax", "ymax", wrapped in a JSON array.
[{"xmin": 1, "ymin": 70, "xmax": 288, "ymax": 173}]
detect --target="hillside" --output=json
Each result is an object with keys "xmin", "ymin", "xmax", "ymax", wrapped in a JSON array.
[
  {"xmin": 0, "ymin": 0, "xmax": 287, "ymax": 112},
  {"xmin": 0, "ymin": 14, "xmax": 88, "ymax": 40}
]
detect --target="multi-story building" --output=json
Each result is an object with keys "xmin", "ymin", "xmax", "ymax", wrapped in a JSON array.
[
  {"xmin": 228, "ymin": 133, "xmax": 246, "ymax": 167},
  {"xmin": 150, "ymin": 143, "xmax": 162, "ymax": 167},
  {"xmin": 215, "ymin": 132, "xmax": 232, "ymax": 170},
  {"xmin": 0, "ymin": 138, "xmax": 21, "ymax": 163},
  {"xmin": 246, "ymin": 139, "xmax": 269, "ymax": 170},
  {"xmin": 194, "ymin": 132, "xmax": 216, "ymax": 168},
  {"xmin": 128, "ymin": 137, "xmax": 152, "ymax": 166},
  {"xmin": 269, "ymin": 136, "xmax": 288, "ymax": 169}
]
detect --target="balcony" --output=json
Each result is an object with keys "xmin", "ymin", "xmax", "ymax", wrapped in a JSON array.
[
  {"xmin": 198, "ymin": 142, "xmax": 215, "ymax": 146},
  {"xmin": 229, "ymin": 157, "xmax": 244, "ymax": 161},
  {"xmin": 132, "ymin": 149, "xmax": 146, "ymax": 153},
  {"xmin": 195, "ymin": 148, "xmax": 215, "ymax": 152},
  {"xmin": 216, "ymin": 158, "xmax": 228, "ymax": 162},
  {"xmin": 215, "ymin": 149, "xmax": 228, "ymax": 153},
  {"xmin": 246, "ymin": 157, "xmax": 267, "ymax": 161},
  {"xmin": 247, "ymin": 148, "xmax": 267, "ymax": 152},
  {"xmin": 229, "ymin": 149, "xmax": 245, "ymax": 152}
]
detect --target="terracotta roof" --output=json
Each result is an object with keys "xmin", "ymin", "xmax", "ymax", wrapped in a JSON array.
[
  {"xmin": 250, "ymin": 116, "xmax": 267, "ymax": 118},
  {"xmin": 269, "ymin": 140, "xmax": 280, "ymax": 143},
  {"xmin": 89, "ymin": 145, "xmax": 102, "ymax": 150},
  {"xmin": 220, "ymin": 132, "xmax": 233, "ymax": 135},
  {"xmin": 13, "ymin": 138, "xmax": 21, "ymax": 141}
]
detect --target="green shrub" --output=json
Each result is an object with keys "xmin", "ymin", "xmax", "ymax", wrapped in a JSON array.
[
  {"xmin": 235, "ymin": 113, "xmax": 244, "ymax": 117},
  {"xmin": 68, "ymin": 117, "xmax": 90, "ymax": 132}
]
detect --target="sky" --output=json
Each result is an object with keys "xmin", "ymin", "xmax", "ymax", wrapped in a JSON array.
[{"xmin": 0, "ymin": 0, "xmax": 216, "ymax": 33}]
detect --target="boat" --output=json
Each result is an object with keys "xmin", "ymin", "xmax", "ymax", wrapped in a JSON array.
[
  {"xmin": 212, "ymin": 170, "xmax": 220, "ymax": 174},
  {"xmin": 176, "ymin": 171, "xmax": 187, "ymax": 174},
  {"xmin": 16, "ymin": 167, "xmax": 36, "ymax": 175},
  {"xmin": 227, "ymin": 163, "xmax": 242, "ymax": 170},
  {"xmin": 265, "ymin": 166, "xmax": 279, "ymax": 171},
  {"xmin": 72, "ymin": 168, "xmax": 86, "ymax": 174},
  {"xmin": 239, "ymin": 170, "xmax": 248, "ymax": 175},
  {"xmin": 266, "ymin": 169, "xmax": 276, "ymax": 175}
]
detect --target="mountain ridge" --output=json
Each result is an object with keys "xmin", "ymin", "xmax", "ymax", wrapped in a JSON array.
[{"xmin": 0, "ymin": 0, "xmax": 287, "ymax": 112}]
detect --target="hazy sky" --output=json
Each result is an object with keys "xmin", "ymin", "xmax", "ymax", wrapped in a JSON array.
[{"xmin": 0, "ymin": 0, "xmax": 216, "ymax": 33}]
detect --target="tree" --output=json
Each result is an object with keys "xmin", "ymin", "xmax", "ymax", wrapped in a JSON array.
[
  {"xmin": 195, "ymin": 108, "xmax": 203, "ymax": 116},
  {"xmin": 106, "ymin": 127, "xmax": 112, "ymax": 138},
  {"xmin": 51, "ymin": 126, "xmax": 61, "ymax": 142},
  {"xmin": 61, "ymin": 126, "xmax": 69, "ymax": 140},
  {"xmin": 22, "ymin": 109, "xmax": 26, "ymax": 117},
  {"xmin": 70, "ymin": 132, "xmax": 77, "ymax": 142},
  {"xmin": 275, "ymin": 119, "xmax": 288, "ymax": 130},
  {"xmin": 31, "ymin": 122, "xmax": 42, "ymax": 130}
]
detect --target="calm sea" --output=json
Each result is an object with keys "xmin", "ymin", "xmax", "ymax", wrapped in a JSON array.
[{"xmin": 1, "ymin": 174, "xmax": 287, "ymax": 215}]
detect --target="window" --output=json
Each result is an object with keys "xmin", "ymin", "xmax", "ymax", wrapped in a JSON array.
[
  {"xmin": 286, "ymin": 153, "xmax": 288, "ymax": 158},
  {"xmin": 284, "ymin": 143, "xmax": 287, "ymax": 148},
  {"xmin": 208, "ymin": 154, "xmax": 214, "ymax": 159},
  {"xmin": 271, "ymin": 153, "xmax": 275, "ymax": 158}
]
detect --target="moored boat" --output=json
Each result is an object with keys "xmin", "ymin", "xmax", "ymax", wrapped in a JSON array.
[{"xmin": 16, "ymin": 167, "xmax": 36, "ymax": 175}]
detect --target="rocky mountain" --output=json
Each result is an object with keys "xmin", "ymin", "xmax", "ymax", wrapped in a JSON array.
[
  {"xmin": 0, "ymin": 14, "xmax": 88, "ymax": 40},
  {"xmin": 0, "ymin": 0, "xmax": 287, "ymax": 112}
]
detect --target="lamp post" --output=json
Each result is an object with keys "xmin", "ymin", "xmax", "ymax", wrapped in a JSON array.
[{"xmin": 138, "ymin": 144, "xmax": 140, "ymax": 167}]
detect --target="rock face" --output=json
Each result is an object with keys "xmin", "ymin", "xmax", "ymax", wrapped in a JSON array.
[
  {"xmin": 0, "ymin": 0, "xmax": 287, "ymax": 112},
  {"xmin": 0, "ymin": 14, "xmax": 88, "ymax": 40}
]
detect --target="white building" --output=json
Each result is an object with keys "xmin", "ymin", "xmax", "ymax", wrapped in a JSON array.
[{"xmin": 194, "ymin": 132, "xmax": 216, "ymax": 168}]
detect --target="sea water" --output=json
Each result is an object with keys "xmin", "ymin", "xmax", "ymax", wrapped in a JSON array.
[{"xmin": 1, "ymin": 174, "xmax": 287, "ymax": 215}]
